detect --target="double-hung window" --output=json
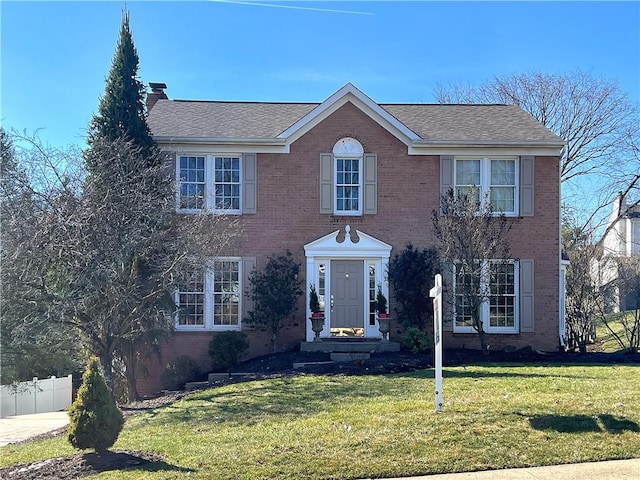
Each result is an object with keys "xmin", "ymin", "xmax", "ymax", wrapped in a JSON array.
[
  {"xmin": 454, "ymin": 157, "xmax": 518, "ymax": 215},
  {"xmin": 175, "ymin": 258, "xmax": 242, "ymax": 330},
  {"xmin": 176, "ymin": 269, "xmax": 205, "ymax": 326},
  {"xmin": 178, "ymin": 156, "xmax": 206, "ymax": 210},
  {"xmin": 453, "ymin": 260, "xmax": 519, "ymax": 334},
  {"xmin": 177, "ymin": 155, "xmax": 242, "ymax": 214},
  {"xmin": 320, "ymin": 138, "xmax": 376, "ymax": 216},
  {"xmin": 335, "ymin": 157, "xmax": 361, "ymax": 215}
]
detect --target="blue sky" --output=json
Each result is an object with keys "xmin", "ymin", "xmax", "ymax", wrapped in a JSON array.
[{"xmin": 1, "ymin": 1, "xmax": 639, "ymax": 148}]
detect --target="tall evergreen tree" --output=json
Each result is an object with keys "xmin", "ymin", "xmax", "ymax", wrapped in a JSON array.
[{"xmin": 87, "ymin": 9, "xmax": 156, "ymax": 164}]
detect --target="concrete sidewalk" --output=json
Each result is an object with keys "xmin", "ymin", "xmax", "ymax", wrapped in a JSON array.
[
  {"xmin": 0, "ymin": 411, "xmax": 69, "ymax": 446},
  {"xmin": 364, "ymin": 458, "xmax": 640, "ymax": 479}
]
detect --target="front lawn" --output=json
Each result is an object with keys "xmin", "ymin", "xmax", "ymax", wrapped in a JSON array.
[{"xmin": 1, "ymin": 363, "xmax": 639, "ymax": 479}]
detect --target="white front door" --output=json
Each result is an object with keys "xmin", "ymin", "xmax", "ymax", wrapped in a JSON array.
[{"xmin": 330, "ymin": 260, "xmax": 364, "ymax": 336}]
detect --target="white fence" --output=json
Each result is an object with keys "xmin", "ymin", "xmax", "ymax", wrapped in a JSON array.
[{"xmin": 1, "ymin": 375, "xmax": 73, "ymax": 418}]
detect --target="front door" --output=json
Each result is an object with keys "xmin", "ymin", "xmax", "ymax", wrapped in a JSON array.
[{"xmin": 330, "ymin": 260, "xmax": 364, "ymax": 336}]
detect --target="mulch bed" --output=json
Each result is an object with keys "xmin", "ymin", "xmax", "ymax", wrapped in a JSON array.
[{"xmin": 2, "ymin": 348, "xmax": 637, "ymax": 480}]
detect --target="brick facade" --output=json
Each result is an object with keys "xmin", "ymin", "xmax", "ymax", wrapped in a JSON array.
[{"xmin": 140, "ymin": 89, "xmax": 562, "ymax": 397}]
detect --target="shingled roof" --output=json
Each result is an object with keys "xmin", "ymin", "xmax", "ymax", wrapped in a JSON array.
[{"xmin": 147, "ymin": 85, "xmax": 563, "ymax": 146}]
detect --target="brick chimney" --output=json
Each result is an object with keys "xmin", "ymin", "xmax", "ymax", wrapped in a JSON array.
[{"xmin": 146, "ymin": 82, "xmax": 168, "ymax": 111}]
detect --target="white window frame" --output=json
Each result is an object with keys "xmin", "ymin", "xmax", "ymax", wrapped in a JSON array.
[
  {"xmin": 174, "ymin": 268, "xmax": 206, "ymax": 328},
  {"xmin": 332, "ymin": 137, "xmax": 364, "ymax": 216},
  {"xmin": 176, "ymin": 154, "xmax": 242, "ymax": 215},
  {"xmin": 334, "ymin": 155, "xmax": 363, "ymax": 216},
  {"xmin": 175, "ymin": 257, "xmax": 242, "ymax": 331},
  {"xmin": 453, "ymin": 260, "xmax": 519, "ymax": 334},
  {"xmin": 454, "ymin": 156, "xmax": 519, "ymax": 216}
]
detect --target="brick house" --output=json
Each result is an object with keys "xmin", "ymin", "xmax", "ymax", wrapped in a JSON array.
[{"xmin": 139, "ymin": 83, "xmax": 565, "ymax": 396}]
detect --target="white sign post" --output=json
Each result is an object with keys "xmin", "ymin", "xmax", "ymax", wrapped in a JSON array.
[{"xmin": 430, "ymin": 274, "xmax": 443, "ymax": 413}]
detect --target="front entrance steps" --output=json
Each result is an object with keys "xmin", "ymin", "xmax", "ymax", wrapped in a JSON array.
[
  {"xmin": 330, "ymin": 352, "xmax": 371, "ymax": 362},
  {"xmin": 298, "ymin": 339, "xmax": 399, "ymax": 366},
  {"xmin": 300, "ymin": 338, "xmax": 400, "ymax": 354}
]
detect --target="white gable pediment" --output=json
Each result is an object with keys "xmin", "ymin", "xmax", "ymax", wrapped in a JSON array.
[
  {"xmin": 279, "ymin": 83, "xmax": 419, "ymax": 148},
  {"xmin": 304, "ymin": 225, "xmax": 392, "ymax": 259}
]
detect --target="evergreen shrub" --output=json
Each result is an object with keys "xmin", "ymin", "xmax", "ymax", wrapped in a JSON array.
[
  {"xmin": 160, "ymin": 355, "xmax": 202, "ymax": 391},
  {"xmin": 209, "ymin": 331, "xmax": 249, "ymax": 372},
  {"xmin": 67, "ymin": 357, "xmax": 124, "ymax": 452},
  {"xmin": 401, "ymin": 326, "xmax": 432, "ymax": 354}
]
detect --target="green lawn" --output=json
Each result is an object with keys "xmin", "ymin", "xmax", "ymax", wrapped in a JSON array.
[{"xmin": 2, "ymin": 363, "xmax": 639, "ymax": 479}]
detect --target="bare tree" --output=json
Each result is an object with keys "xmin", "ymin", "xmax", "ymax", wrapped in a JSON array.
[
  {"xmin": 432, "ymin": 189, "xmax": 512, "ymax": 354},
  {"xmin": 1, "ymin": 129, "xmax": 85, "ymax": 384},
  {"xmin": 601, "ymin": 256, "xmax": 640, "ymax": 353},
  {"xmin": 2, "ymin": 132, "xmax": 240, "ymax": 399},
  {"xmin": 562, "ymin": 221, "xmax": 602, "ymax": 352},
  {"xmin": 435, "ymin": 70, "xmax": 640, "ymax": 234}
]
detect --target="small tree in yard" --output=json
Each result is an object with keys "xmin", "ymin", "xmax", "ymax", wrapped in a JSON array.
[
  {"xmin": 209, "ymin": 331, "xmax": 249, "ymax": 372},
  {"xmin": 432, "ymin": 189, "xmax": 512, "ymax": 355},
  {"xmin": 602, "ymin": 256, "xmax": 640, "ymax": 354},
  {"xmin": 388, "ymin": 243, "xmax": 440, "ymax": 331},
  {"xmin": 67, "ymin": 357, "xmax": 124, "ymax": 453},
  {"xmin": 245, "ymin": 251, "xmax": 303, "ymax": 353},
  {"xmin": 563, "ymin": 223, "xmax": 601, "ymax": 352}
]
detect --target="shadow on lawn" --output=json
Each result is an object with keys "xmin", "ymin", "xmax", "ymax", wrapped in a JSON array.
[
  {"xmin": 529, "ymin": 414, "xmax": 640, "ymax": 433},
  {"xmin": 435, "ymin": 368, "xmax": 596, "ymax": 380},
  {"xmin": 82, "ymin": 451, "xmax": 196, "ymax": 475},
  {"xmin": 158, "ymin": 376, "xmax": 378, "ymax": 426},
  {"xmin": 0, "ymin": 450, "xmax": 196, "ymax": 480}
]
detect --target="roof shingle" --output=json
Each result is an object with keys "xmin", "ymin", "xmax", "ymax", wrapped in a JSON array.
[{"xmin": 148, "ymin": 98, "xmax": 562, "ymax": 145}]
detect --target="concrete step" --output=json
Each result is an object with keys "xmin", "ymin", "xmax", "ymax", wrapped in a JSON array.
[
  {"xmin": 301, "ymin": 340, "xmax": 400, "ymax": 353},
  {"xmin": 185, "ymin": 381, "xmax": 209, "ymax": 390},
  {"xmin": 330, "ymin": 352, "xmax": 371, "ymax": 362},
  {"xmin": 293, "ymin": 361, "xmax": 334, "ymax": 369},
  {"xmin": 208, "ymin": 373, "xmax": 230, "ymax": 384}
]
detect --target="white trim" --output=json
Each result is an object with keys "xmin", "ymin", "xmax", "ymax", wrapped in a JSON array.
[
  {"xmin": 454, "ymin": 156, "xmax": 519, "ymax": 217},
  {"xmin": 176, "ymin": 153, "xmax": 243, "ymax": 215},
  {"xmin": 175, "ymin": 257, "xmax": 243, "ymax": 331},
  {"xmin": 304, "ymin": 226, "xmax": 392, "ymax": 341},
  {"xmin": 158, "ymin": 141, "xmax": 563, "ymax": 158},
  {"xmin": 278, "ymin": 83, "xmax": 420, "ymax": 147},
  {"xmin": 333, "ymin": 155, "xmax": 363, "ymax": 216},
  {"xmin": 453, "ymin": 260, "xmax": 520, "ymax": 334},
  {"xmin": 559, "ymin": 258, "xmax": 570, "ymax": 346}
]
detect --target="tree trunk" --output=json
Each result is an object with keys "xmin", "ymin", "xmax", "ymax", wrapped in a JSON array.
[
  {"xmin": 478, "ymin": 328, "xmax": 489, "ymax": 355},
  {"xmin": 99, "ymin": 351, "xmax": 116, "ymax": 401},
  {"xmin": 124, "ymin": 348, "xmax": 140, "ymax": 402},
  {"xmin": 474, "ymin": 315, "xmax": 489, "ymax": 355}
]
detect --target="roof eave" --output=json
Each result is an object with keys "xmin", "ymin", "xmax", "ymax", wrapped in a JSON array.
[
  {"xmin": 277, "ymin": 83, "xmax": 420, "ymax": 144},
  {"xmin": 412, "ymin": 139, "xmax": 565, "ymax": 148},
  {"xmin": 409, "ymin": 139, "xmax": 565, "ymax": 156},
  {"xmin": 153, "ymin": 136, "xmax": 286, "ymax": 146}
]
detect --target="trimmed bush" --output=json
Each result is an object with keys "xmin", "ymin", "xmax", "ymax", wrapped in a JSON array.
[
  {"xmin": 209, "ymin": 331, "xmax": 249, "ymax": 372},
  {"xmin": 160, "ymin": 355, "xmax": 202, "ymax": 391},
  {"xmin": 67, "ymin": 356, "xmax": 124, "ymax": 452},
  {"xmin": 401, "ymin": 326, "xmax": 431, "ymax": 354},
  {"xmin": 388, "ymin": 243, "xmax": 440, "ymax": 330}
]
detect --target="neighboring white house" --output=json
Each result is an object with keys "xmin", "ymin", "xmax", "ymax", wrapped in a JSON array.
[
  {"xmin": 599, "ymin": 192, "xmax": 640, "ymax": 311},
  {"xmin": 602, "ymin": 192, "xmax": 640, "ymax": 257}
]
